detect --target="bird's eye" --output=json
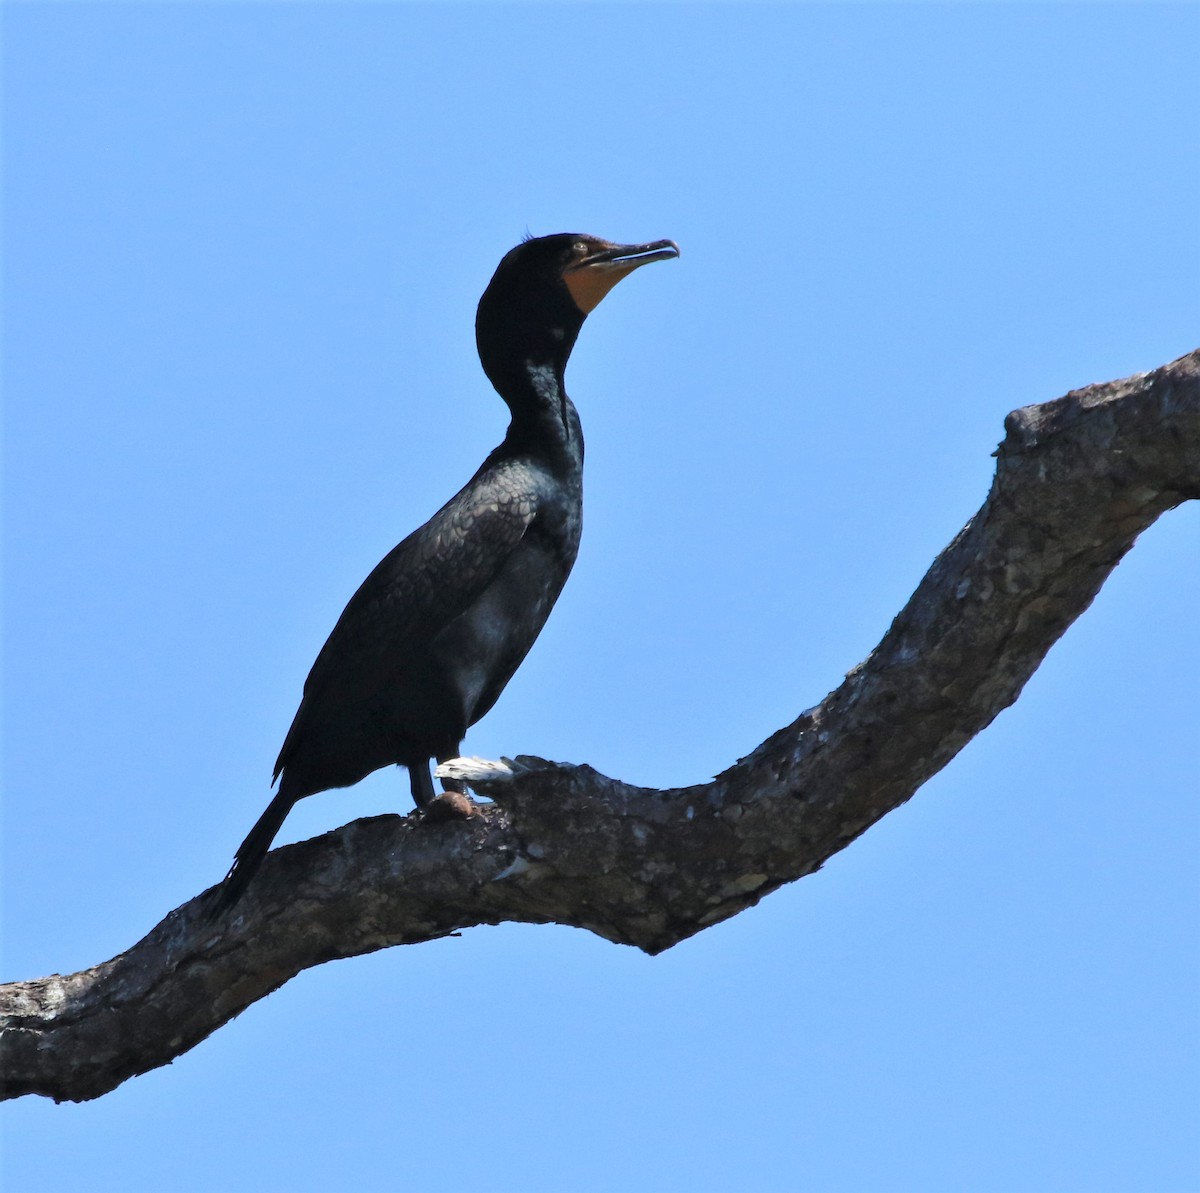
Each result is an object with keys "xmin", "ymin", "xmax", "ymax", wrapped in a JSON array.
[{"xmin": 573, "ymin": 241, "xmax": 589, "ymax": 256}]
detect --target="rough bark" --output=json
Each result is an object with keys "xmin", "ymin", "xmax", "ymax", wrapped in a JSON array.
[{"xmin": 3, "ymin": 351, "xmax": 1197, "ymax": 1103}]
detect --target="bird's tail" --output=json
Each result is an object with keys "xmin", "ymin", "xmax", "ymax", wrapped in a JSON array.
[{"xmin": 205, "ymin": 789, "xmax": 296, "ymax": 920}]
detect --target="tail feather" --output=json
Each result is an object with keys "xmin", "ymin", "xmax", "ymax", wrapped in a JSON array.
[{"xmin": 206, "ymin": 790, "xmax": 296, "ymax": 920}]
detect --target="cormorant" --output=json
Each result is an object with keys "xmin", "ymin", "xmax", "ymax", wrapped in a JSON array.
[{"xmin": 209, "ymin": 233, "xmax": 679, "ymax": 914}]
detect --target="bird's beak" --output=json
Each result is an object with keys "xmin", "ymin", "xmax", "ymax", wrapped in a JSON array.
[{"xmin": 563, "ymin": 239, "xmax": 680, "ymax": 314}]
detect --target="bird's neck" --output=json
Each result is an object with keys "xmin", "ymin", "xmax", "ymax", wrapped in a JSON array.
[{"xmin": 497, "ymin": 357, "xmax": 582, "ymax": 457}]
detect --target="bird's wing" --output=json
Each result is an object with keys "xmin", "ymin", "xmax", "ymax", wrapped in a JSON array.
[{"xmin": 273, "ymin": 470, "xmax": 539, "ymax": 778}]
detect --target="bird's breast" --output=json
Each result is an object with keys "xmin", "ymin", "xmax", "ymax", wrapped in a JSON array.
[{"xmin": 430, "ymin": 462, "xmax": 582, "ymax": 731}]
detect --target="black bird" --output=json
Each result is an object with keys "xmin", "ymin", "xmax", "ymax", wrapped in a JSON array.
[{"xmin": 210, "ymin": 233, "xmax": 679, "ymax": 914}]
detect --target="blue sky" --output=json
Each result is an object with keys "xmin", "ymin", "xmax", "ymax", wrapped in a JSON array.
[{"xmin": 4, "ymin": 4, "xmax": 1198, "ymax": 1191}]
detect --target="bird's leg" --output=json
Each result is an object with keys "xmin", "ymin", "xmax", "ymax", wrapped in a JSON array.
[
  {"xmin": 419, "ymin": 746, "xmax": 476, "ymax": 822},
  {"xmin": 437, "ymin": 744, "xmax": 467, "ymax": 795},
  {"xmin": 408, "ymin": 761, "xmax": 436, "ymax": 810}
]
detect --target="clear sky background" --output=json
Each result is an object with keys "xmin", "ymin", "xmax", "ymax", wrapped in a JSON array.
[{"xmin": 3, "ymin": 5, "xmax": 1198, "ymax": 1191}]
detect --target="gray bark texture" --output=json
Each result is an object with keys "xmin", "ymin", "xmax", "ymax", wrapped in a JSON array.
[{"xmin": 3, "ymin": 350, "xmax": 1197, "ymax": 1103}]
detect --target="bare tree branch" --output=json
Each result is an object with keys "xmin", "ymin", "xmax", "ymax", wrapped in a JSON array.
[{"xmin": 3, "ymin": 351, "xmax": 1197, "ymax": 1103}]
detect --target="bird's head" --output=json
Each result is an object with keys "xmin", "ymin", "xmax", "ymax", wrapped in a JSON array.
[{"xmin": 476, "ymin": 233, "xmax": 679, "ymax": 397}]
